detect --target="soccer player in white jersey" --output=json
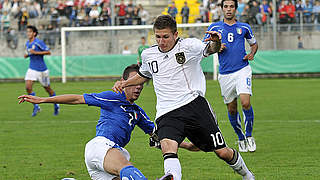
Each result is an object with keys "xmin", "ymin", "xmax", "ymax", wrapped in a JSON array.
[
  {"xmin": 113, "ymin": 15, "xmax": 255, "ymax": 180},
  {"xmin": 204, "ymin": 0, "xmax": 258, "ymax": 153},
  {"xmin": 18, "ymin": 64, "xmax": 196, "ymax": 180},
  {"xmin": 24, "ymin": 25, "xmax": 59, "ymax": 117}
]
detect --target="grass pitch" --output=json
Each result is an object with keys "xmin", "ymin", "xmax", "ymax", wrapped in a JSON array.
[{"xmin": 1, "ymin": 78, "xmax": 320, "ymax": 180}]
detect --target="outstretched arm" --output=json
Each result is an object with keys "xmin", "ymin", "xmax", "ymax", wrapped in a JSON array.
[
  {"xmin": 112, "ymin": 73, "xmax": 148, "ymax": 93},
  {"xmin": 18, "ymin": 94, "xmax": 85, "ymax": 105}
]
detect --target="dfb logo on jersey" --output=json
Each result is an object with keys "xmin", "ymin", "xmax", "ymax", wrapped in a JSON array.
[
  {"xmin": 175, "ymin": 52, "xmax": 186, "ymax": 64},
  {"xmin": 236, "ymin": 28, "xmax": 242, "ymax": 35}
]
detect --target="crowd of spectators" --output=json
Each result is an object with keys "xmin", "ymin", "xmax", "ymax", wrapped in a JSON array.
[
  {"xmin": 0, "ymin": 0, "xmax": 150, "ymax": 32},
  {"xmin": 0, "ymin": 0, "xmax": 319, "ymax": 47},
  {"xmin": 199, "ymin": 0, "xmax": 320, "ymax": 26}
]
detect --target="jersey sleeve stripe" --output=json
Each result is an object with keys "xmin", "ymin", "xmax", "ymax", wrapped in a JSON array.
[
  {"xmin": 92, "ymin": 95, "xmax": 120, "ymax": 102},
  {"xmin": 138, "ymin": 70, "xmax": 152, "ymax": 79}
]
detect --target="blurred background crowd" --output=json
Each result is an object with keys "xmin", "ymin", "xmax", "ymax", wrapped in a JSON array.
[{"xmin": 0, "ymin": 0, "xmax": 319, "ymax": 51}]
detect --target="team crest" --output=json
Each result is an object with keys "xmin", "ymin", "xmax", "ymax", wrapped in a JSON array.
[
  {"xmin": 32, "ymin": 44, "xmax": 36, "ymax": 49},
  {"xmin": 236, "ymin": 28, "xmax": 242, "ymax": 35},
  {"xmin": 175, "ymin": 52, "xmax": 186, "ymax": 64}
]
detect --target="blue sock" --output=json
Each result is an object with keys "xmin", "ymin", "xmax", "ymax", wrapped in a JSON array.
[
  {"xmin": 50, "ymin": 92, "xmax": 56, "ymax": 97},
  {"xmin": 28, "ymin": 92, "xmax": 38, "ymax": 108},
  {"xmin": 243, "ymin": 106, "xmax": 254, "ymax": 137},
  {"xmin": 228, "ymin": 112, "xmax": 245, "ymax": 141},
  {"xmin": 120, "ymin": 165, "xmax": 147, "ymax": 180},
  {"xmin": 50, "ymin": 92, "xmax": 59, "ymax": 108}
]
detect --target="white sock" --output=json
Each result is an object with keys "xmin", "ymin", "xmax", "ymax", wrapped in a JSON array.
[
  {"xmin": 164, "ymin": 158, "xmax": 182, "ymax": 180},
  {"xmin": 229, "ymin": 152, "xmax": 252, "ymax": 177}
]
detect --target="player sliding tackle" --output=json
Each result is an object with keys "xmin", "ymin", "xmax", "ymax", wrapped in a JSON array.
[
  {"xmin": 18, "ymin": 64, "xmax": 198, "ymax": 180},
  {"xmin": 113, "ymin": 15, "xmax": 255, "ymax": 180}
]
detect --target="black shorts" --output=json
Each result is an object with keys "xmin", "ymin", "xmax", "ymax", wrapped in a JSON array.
[{"xmin": 155, "ymin": 96, "xmax": 226, "ymax": 152}]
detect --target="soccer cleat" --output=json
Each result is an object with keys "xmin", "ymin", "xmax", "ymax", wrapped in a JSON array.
[
  {"xmin": 156, "ymin": 173, "xmax": 173, "ymax": 180},
  {"xmin": 32, "ymin": 105, "xmax": 41, "ymax": 117},
  {"xmin": 238, "ymin": 139, "xmax": 248, "ymax": 152},
  {"xmin": 247, "ymin": 137, "xmax": 256, "ymax": 152},
  {"xmin": 54, "ymin": 104, "xmax": 60, "ymax": 116},
  {"xmin": 243, "ymin": 171, "xmax": 255, "ymax": 180}
]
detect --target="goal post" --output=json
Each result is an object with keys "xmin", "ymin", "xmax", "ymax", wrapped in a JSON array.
[{"xmin": 60, "ymin": 23, "xmax": 218, "ymax": 83}]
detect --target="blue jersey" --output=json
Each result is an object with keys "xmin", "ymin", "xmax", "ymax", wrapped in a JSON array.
[
  {"xmin": 83, "ymin": 91, "xmax": 154, "ymax": 148},
  {"xmin": 25, "ymin": 38, "xmax": 49, "ymax": 71},
  {"xmin": 204, "ymin": 21, "xmax": 256, "ymax": 74}
]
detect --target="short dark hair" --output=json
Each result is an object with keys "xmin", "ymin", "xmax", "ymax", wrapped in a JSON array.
[
  {"xmin": 221, "ymin": 0, "xmax": 238, "ymax": 9},
  {"xmin": 153, "ymin": 15, "xmax": 177, "ymax": 34},
  {"xmin": 27, "ymin": 25, "xmax": 38, "ymax": 37},
  {"xmin": 122, "ymin": 64, "xmax": 140, "ymax": 80}
]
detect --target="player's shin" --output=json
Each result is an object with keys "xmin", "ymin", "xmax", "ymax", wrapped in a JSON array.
[
  {"xmin": 228, "ymin": 149, "xmax": 252, "ymax": 177},
  {"xmin": 228, "ymin": 112, "xmax": 245, "ymax": 140},
  {"xmin": 119, "ymin": 165, "xmax": 147, "ymax": 180},
  {"xmin": 163, "ymin": 153, "xmax": 181, "ymax": 180},
  {"xmin": 243, "ymin": 106, "xmax": 254, "ymax": 137}
]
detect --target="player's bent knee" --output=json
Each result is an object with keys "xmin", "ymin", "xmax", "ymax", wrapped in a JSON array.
[{"xmin": 214, "ymin": 147, "xmax": 233, "ymax": 161}]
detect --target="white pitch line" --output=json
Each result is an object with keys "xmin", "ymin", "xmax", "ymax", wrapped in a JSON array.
[{"xmin": 0, "ymin": 120, "xmax": 320, "ymax": 124}]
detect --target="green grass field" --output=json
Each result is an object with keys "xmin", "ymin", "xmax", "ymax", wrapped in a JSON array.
[{"xmin": 1, "ymin": 78, "xmax": 320, "ymax": 180}]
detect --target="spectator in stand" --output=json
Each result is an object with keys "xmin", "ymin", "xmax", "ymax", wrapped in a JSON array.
[
  {"xmin": 249, "ymin": 1, "xmax": 262, "ymax": 25},
  {"xmin": 116, "ymin": 0, "xmax": 126, "ymax": 25},
  {"xmin": 199, "ymin": 2, "xmax": 209, "ymax": 22},
  {"xmin": 285, "ymin": 1, "xmax": 296, "ymax": 24},
  {"xmin": 278, "ymin": 0, "xmax": 288, "ymax": 24},
  {"xmin": 1, "ymin": 10, "xmax": 11, "ymax": 33},
  {"xmin": 126, "ymin": 5, "xmax": 134, "ymax": 25},
  {"xmin": 181, "ymin": 1, "xmax": 190, "ymax": 23},
  {"xmin": 138, "ymin": 4, "xmax": 149, "ymax": 25},
  {"xmin": 17, "ymin": 7, "xmax": 29, "ymax": 31},
  {"xmin": 237, "ymin": 0, "xmax": 246, "ymax": 21},
  {"xmin": 313, "ymin": 1, "xmax": 320, "ymax": 30},
  {"xmin": 133, "ymin": 6, "xmax": 141, "ymax": 25},
  {"xmin": 69, "ymin": 6, "xmax": 78, "ymax": 27},
  {"xmin": 210, "ymin": 3, "xmax": 221, "ymax": 22},
  {"xmin": 49, "ymin": 7, "xmax": 60, "ymax": 28},
  {"xmin": 296, "ymin": 0, "xmax": 304, "ymax": 23},
  {"xmin": 80, "ymin": 15, "xmax": 92, "ymax": 26},
  {"xmin": 240, "ymin": 4, "xmax": 251, "ymax": 23},
  {"xmin": 11, "ymin": 0, "xmax": 20, "ymax": 17},
  {"xmin": 303, "ymin": 0, "xmax": 313, "ymax": 23},
  {"xmin": 89, "ymin": 5, "xmax": 99, "ymax": 26},
  {"xmin": 76, "ymin": 7, "xmax": 86, "ymax": 26},
  {"xmin": 99, "ymin": 4, "xmax": 111, "ymax": 26},
  {"xmin": 167, "ymin": 2, "xmax": 178, "ymax": 20},
  {"xmin": 41, "ymin": 0, "xmax": 50, "ymax": 18},
  {"xmin": 56, "ymin": 0, "xmax": 66, "ymax": 16},
  {"xmin": 260, "ymin": 0, "xmax": 271, "ymax": 24},
  {"xmin": 27, "ymin": 1, "xmax": 40, "ymax": 18},
  {"xmin": 65, "ymin": 0, "xmax": 74, "ymax": 19},
  {"xmin": 2, "ymin": 0, "xmax": 11, "ymax": 14}
]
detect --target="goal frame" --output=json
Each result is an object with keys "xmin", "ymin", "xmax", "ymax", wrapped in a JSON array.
[{"xmin": 60, "ymin": 23, "xmax": 218, "ymax": 83}]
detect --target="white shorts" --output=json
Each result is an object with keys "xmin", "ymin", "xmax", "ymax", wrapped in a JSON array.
[
  {"xmin": 84, "ymin": 136, "xmax": 130, "ymax": 180},
  {"xmin": 25, "ymin": 68, "xmax": 50, "ymax": 87},
  {"xmin": 218, "ymin": 65, "xmax": 252, "ymax": 104}
]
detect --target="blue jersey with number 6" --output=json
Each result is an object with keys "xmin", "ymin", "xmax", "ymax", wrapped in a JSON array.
[
  {"xmin": 204, "ymin": 21, "xmax": 256, "ymax": 74},
  {"xmin": 83, "ymin": 91, "xmax": 154, "ymax": 147}
]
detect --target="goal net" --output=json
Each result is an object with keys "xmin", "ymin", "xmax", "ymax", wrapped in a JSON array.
[{"xmin": 60, "ymin": 23, "xmax": 218, "ymax": 83}]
